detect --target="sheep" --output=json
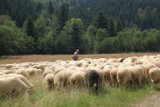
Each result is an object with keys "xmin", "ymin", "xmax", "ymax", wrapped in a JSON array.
[
  {"xmin": 88, "ymin": 62, "xmax": 97, "ymax": 68},
  {"xmin": 143, "ymin": 63, "xmax": 156, "ymax": 79},
  {"xmin": 87, "ymin": 67, "xmax": 104, "ymax": 88},
  {"xmin": 155, "ymin": 61, "xmax": 160, "ymax": 68},
  {"xmin": 33, "ymin": 64, "xmax": 45, "ymax": 70},
  {"xmin": 97, "ymin": 64, "xmax": 105, "ymax": 70},
  {"xmin": 35, "ymin": 69, "xmax": 43, "ymax": 75},
  {"xmin": 116, "ymin": 58, "xmax": 125, "ymax": 62},
  {"xmin": 82, "ymin": 62, "xmax": 89, "ymax": 68},
  {"xmin": 5, "ymin": 64, "xmax": 14, "ymax": 69},
  {"xmin": 130, "ymin": 65, "xmax": 145, "ymax": 86},
  {"xmin": 69, "ymin": 71, "xmax": 85, "ymax": 88},
  {"xmin": 64, "ymin": 69, "xmax": 75, "ymax": 86},
  {"xmin": 148, "ymin": 67, "xmax": 160, "ymax": 84},
  {"xmin": 43, "ymin": 73, "xmax": 54, "ymax": 90},
  {"xmin": 66, "ymin": 61, "xmax": 77, "ymax": 67},
  {"xmin": 0, "ymin": 77, "xmax": 29, "ymax": 96},
  {"xmin": 0, "ymin": 72, "xmax": 5, "ymax": 75},
  {"xmin": 78, "ymin": 67, "xmax": 86, "ymax": 72},
  {"xmin": 110, "ymin": 67, "xmax": 118, "ymax": 85},
  {"xmin": 2, "ymin": 70, "xmax": 15, "ymax": 74},
  {"xmin": 0, "ymin": 74, "xmax": 33, "ymax": 89},
  {"xmin": 54, "ymin": 70, "xmax": 69, "ymax": 90},
  {"xmin": 102, "ymin": 65, "xmax": 112, "ymax": 83},
  {"xmin": 27, "ymin": 67, "xmax": 36, "ymax": 76},
  {"xmin": 85, "ymin": 70, "xmax": 100, "ymax": 93},
  {"xmin": 76, "ymin": 60, "xmax": 84, "ymax": 67},
  {"xmin": 67, "ymin": 66, "xmax": 79, "ymax": 71},
  {"xmin": 123, "ymin": 57, "xmax": 137, "ymax": 64},
  {"xmin": 43, "ymin": 69, "xmax": 53, "ymax": 77},
  {"xmin": 116, "ymin": 67, "xmax": 133, "ymax": 86},
  {"xmin": 16, "ymin": 68, "xmax": 28, "ymax": 77},
  {"xmin": 53, "ymin": 66, "xmax": 66, "ymax": 75}
]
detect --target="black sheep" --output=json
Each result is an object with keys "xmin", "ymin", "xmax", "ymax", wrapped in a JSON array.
[{"xmin": 85, "ymin": 70, "xmax": 100, "ymax": 93}]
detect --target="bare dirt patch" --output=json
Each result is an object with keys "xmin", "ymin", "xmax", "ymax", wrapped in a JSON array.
[{"xmin": 131, "ymin": 92, "xmax": 160, "ymax": 107}]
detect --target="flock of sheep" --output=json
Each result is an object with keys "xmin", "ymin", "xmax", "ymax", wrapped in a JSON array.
[{"xmin": 0, "ymin": 54, "xmax": 160, "ymax": 96}]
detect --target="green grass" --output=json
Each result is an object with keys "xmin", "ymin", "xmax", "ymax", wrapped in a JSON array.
[{"xmin": 0, "ymin": 83, "xmax": 157, "ymax": 107}]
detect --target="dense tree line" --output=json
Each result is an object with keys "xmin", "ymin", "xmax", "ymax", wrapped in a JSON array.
[
  {"xmin": 69, "ymin": 0, "xmax": 160, "ymax": 29},
  {"xmin": 0, "ymin": 0, "xmax": 160, "ymax": 56}
]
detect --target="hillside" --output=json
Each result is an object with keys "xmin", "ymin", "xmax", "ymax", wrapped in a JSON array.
[
  {"xmin": 32, "ymin": 0, "xmax": 160, "ymax": 29},
  {"xmin": 0, "ymin": 0, "xmax": 160, "ymax": 55},
  {"xmin": 1, "ymin": 0, "xmax": 160, "ymax": 28}
]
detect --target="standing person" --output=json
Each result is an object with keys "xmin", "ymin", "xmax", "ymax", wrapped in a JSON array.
[{"xmin": 73, "ymin": 49, "xmax": 79, "ymax": 61}]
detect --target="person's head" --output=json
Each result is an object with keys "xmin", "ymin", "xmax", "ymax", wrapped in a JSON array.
[{"xmin": 76, "ymin": 49, "xmax": 79, "ymax": 53}]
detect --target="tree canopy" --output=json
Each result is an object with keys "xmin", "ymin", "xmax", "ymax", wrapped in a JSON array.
[{"xmin": 0, "ymin": 0, "xmax": 160, "ymax": 56}]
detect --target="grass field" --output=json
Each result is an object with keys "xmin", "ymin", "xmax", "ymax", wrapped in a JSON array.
[
  {"xmin": 0, "ymin": 77, "xmax": 156, "ymax": 107},
  {"xmin": 0, "ymin": 53, "xmax": 160, "ymax": 107}
]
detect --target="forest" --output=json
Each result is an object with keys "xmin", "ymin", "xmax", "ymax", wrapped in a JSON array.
[{"xmin": 0, "ymin": 0, "xmax": 160, "ymax": 56}]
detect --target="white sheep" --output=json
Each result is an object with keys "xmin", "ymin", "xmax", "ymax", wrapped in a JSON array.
[
  {"xmin": 43, "ymin": 69, "xmax": 53, "ymax": 77},
  {"xmin": 0, "ymin": 77, "xmax": 29, "ymax": 96},
  {"xmin": 43, "ymin": 73, "xmax": 54, "ymax": 90},
  {"xmin": 102, "ymin": 65, "xmax": 112, "ymax": 83},
  {"xmin": 16, "ymin": 68, "xmax": 28, "ymax": 77},
  {"xmin": 53, "ymin": 66, "xmax": 66, "ymax": 75},
  {"xmin": 54, "ymin": 70, "xmax": 67, "ymax": 90},
  {"xmin": 110, "ymin": 67, "xmax": 118, "ymax": 85},
  {"xmin": 0, "ymin": 74, "xmax": 33, "ymax": 89},
  {"xmin": 130, "ymin": 65, "xmax": 145, "ymax": 86},
  {"xmin": 149, "ymin": 67, "xmax": 160, "ymax": 84},
  {"xmin": 27, "ymin": 67, "xmax": 36, "ymax": 76},
  {"xmin": 69, "ymin": 71, "xmax": 85, "ymax": 88},
  {"xmin": 143, "ymin": 63, "xmax": 156, "ymax": 79},
  {"xmin": 117, "ymin": 67, "xmax": 133, "ymax": 86}
]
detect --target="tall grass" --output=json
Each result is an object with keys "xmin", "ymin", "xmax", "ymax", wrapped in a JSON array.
[{"xmin": 0, "ymin": 75, "xmax": 156, "ymax": 107}]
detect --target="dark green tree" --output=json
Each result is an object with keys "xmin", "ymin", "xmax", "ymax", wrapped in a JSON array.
[
  {"xmin": 48, "ymin": 0, "xmax": 54, "ymax": 14},
  {"xmin": 96, "ymin": 37, "xmax": 119, "ymax": 53},
  {"xmin": 94, "ymin": 28, "xmax": 108, "ymax": 53},
  {"xmin": 56, "ymin": 18, "xmax": 84, "ymax": 53},
  {"xmin": 23, "ymin": 15, "xmax": 35, "ymax": 37},
  {"xmin": 0, "ymin": 15, "xmax": 35, "ymax": 56},
  {"xmin": 34, "ymin": 15, "xmax": 47, "ymax": 40},
  {"xmin": 36, "ymin": 32, "xmax": 54, "ymax": 54},
  {"xmin": 94, "ymin": 12, "xmax": 108, "ymax": 29},
  {"xmin": 85, "ymin": 26, "xmax": 97, "ymax": 53},
  {"xmin": 108, "ymin": 18, "xmax": 116, "ymax": 36},
  {"xmin": 116, "ymin": 16, "xmax": 125, "ymax": 32},
  {"xmin": 57, "ymin": 1, "xmax": 69, "ymax": 30}
]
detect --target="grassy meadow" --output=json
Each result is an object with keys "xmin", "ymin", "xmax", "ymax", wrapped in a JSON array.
[
  {"xmin": 0, "ymin": 75, "xmax": 156, "ymax": 107},
  {"xmin": 0, "ymin": 53, "xmax": 160, "ymax": 107}
]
